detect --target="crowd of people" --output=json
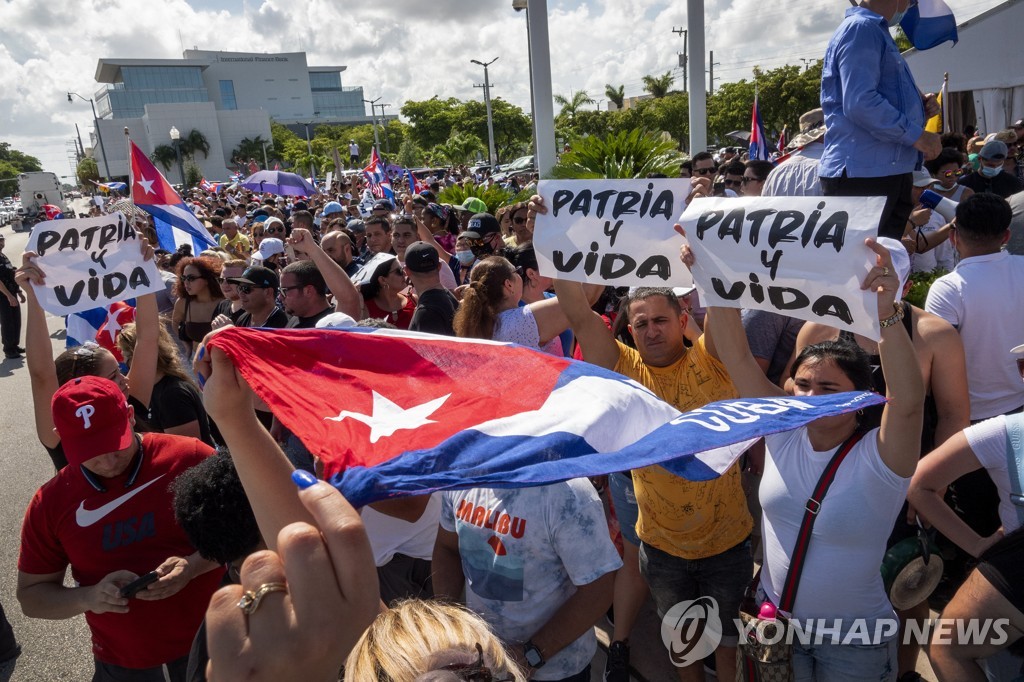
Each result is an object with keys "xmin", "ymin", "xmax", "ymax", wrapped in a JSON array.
[{"xmin": 0, "ymin": 1, "xmax": 1023, "ymax": 681}]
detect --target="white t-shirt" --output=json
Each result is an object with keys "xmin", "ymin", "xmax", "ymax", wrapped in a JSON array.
[
  {"xmin": 762, "ymin": 143, "xmax": 824, "ymax": 198},
  {"xmin": 925, "ymin": 251, "xmax": 1024, "ymax": 420},
  {"xmin": 493, "ymin": 306, "xmax": 563, "ymax": 356},
  {"xmin": 964, "ymin": 414, "xmax": 1024, "ymax": 534},
  {"xmin": 910, "ymin": 211, "xmax": 955, "ymax": 274},
  {"xmin": 760, "ymin": 427, "xmax": 909, "ymax": 639},
  {"xmin": 440, "ymin": 481, "xmax": 622, "ymax": 680},
  {"xmin": 361, "ymin": 494, "xmax": 441, "ymax": 566}
]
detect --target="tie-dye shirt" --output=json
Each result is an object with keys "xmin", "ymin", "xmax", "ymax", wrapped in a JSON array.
[{"xmin": 440, "ymin": 480, "xmax": 622, "ymax": 680}]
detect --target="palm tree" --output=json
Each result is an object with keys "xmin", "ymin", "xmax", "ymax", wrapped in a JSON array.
[
  {"xmin": 231, "ymin": 136, "xmax": 272, "ymax": 165},
  {"xmin": 150, "ymin": 144, "xmax": 177, "ymax": 171},
  {"xmin": 181, "ymin": 129, "xmax": 210, "ymax": 160},
  {"xmin": 554, "ymin": 90, "xmax": 596, "ymax": 120},
  {"xmin": 551, "ymin": 129, "xmax": 682, "ymax": 179},
  {"xmin": 642, "ymin": 72, "xmax": 676, "ymax": 98},
  {"xmin": 431, "ymin": 132, "xmax": 485, "ymax": 165},
  {"xmin": 605, "ymin": 84, "xmax": 625, "ymax": 109}
]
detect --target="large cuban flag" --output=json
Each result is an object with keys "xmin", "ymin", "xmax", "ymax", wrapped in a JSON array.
[
  {"xmin": 900, "ymin": 0, "xmax": 958, "ymax": 50},
  {"xmin": 66, "ymin": 300, "xmax": 136, "ymax": 362},
  {"xmin": 129, "ymin": 140, "xmax": 217, "ymax": 254},
  {"xmin": 207, "ymin": 327, "xmax": 884, "ymax": 507}
]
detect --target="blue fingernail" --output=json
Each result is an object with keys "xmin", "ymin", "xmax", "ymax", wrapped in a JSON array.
[
  {"xmin": 197, "ymin": 373, "xmax": 205, "ymax": 388},
  {"xmin": 292, "ymin": 470, "xmax": 318, "ymax": 489},
  {"xmin": 196, "ymin": 346, "xmax": 206, "ymax": 361}
]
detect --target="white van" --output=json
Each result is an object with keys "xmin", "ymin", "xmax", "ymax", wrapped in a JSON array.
[{"xmin": 12, "ymin": 172, "xmax": 67, "ymax": 232}]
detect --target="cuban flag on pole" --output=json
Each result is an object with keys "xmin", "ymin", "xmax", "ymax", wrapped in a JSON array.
[
  {"xmin": 749, "ymin": 92, "xmax": 770, "ymax": 161},
  {"xmin": 206, "ymin": 327, "xmax": 885, "ymax": 507},
  {"xmin": 66, "ymin": 300, "xmax": 136, "ymax": 362},
  {"xmin": 900, "ymin": 0, "xmax": 958, "ymax": 50},
  {"xmin": 362, "ymin": 148, "xmax": 395, "ymax": 204},
  {"xmin": 406, "ymin": 168, "xmax": 428, "ymax": 194},
  {"xmin": 129, "ymin": 140, "xmax": 216, "ymax": 254}
]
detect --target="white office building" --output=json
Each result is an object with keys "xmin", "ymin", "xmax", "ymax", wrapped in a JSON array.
[{"xmin": 90, "ymin": 49, "xmax": 377, "ymax": 182}]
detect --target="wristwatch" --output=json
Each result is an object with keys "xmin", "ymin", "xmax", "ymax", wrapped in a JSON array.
[{"xmin": 523, "ymin": 640, "xmax": 546, "ymax": 669}]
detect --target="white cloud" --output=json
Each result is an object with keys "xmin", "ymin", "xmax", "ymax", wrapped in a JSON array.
[{"xmin": 0, "ymin": 0, "xmax": 1005, "ymax": 177}]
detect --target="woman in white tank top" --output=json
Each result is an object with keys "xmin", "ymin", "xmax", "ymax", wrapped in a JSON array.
[{"xmin": 682, "ymin": 236, "xmax": 925, "ymax": 681}]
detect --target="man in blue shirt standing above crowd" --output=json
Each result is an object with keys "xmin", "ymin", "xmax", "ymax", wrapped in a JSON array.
[{"xmin": 819, "ymin": 0, "xmax": 943, "ymax": 239}]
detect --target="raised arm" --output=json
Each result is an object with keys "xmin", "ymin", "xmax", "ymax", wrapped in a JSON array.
[
  {"xmin": 125, "ymin": 293, "xmax": 159, "ymax": 408},
  {"xmin": 289, "ymin": 228, "xmax": 360, "ymax": 320},
  {"xmin": 551, "ymin": 279, "xmax": 619, "ymax": 370},
  {"xmin": 702, "ymin": 307, "xmax": 786, "ymax": 399},
  {"xmin": 16, "ymin": 253, "xmax": 60, "ymax": 449},
  {"xmin": 528, "ymin": 283, "xmax": 604, "ymax": 347},
  {"xmin": 868, "ymin": 239, "xmax": 925, "ymax": 478}
]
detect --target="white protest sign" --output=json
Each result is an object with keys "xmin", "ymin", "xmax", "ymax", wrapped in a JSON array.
[
  {"xmin": 325, "ymin": 171, "xmax": 334, "ymax": 189},
  {"xmin": 680, "ymin": 196, "xmax": 886, "ymax": 340},
  {"xmin": 534, "ymin": 179, "xmax": 693, "ymax": 288},
  {"xmin": 27, "ymin": 213, "xmax": 164, "ymax": 316}
]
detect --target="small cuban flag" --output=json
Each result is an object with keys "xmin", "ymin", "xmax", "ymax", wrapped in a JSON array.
[
  {"xmin": 900, "ymin": 0, "xmax": 958, "ymax": 50},
  {"xmin": 749, "ymin": 93, "xmax": 770, "ymax": 162}
]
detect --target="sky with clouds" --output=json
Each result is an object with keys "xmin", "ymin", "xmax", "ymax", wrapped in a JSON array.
[{"xmin": 0, "ymin": 0, "xmax": 1004, "ymax": 180}]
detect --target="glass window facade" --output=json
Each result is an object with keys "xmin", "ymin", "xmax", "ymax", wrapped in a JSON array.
[
  {"xmin": 98, "ymin": 66, "xmax": 208, "ymax": 119},
  {"xmin": 309, "ymin": 71, "xmax": 342, "ymax": 92},
  {"xmin": 219, "ymin": 80, "xmax": 237, "ymax": 110},
  {"xmin": 314, "ymin": 86, "xmax": 365, "ymax": 118}
]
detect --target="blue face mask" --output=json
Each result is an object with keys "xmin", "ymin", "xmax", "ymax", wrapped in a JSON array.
[
  {"xmin": 889, "ymin": 0, "xmax": 909, "ymax": 26},
  {"xmin": 980, "ymin": 164, "xmax": 1002, "ymax": 178},
  {"xmin": 455, "ymin": 250, "xmax": 475, "ymax": 265}
]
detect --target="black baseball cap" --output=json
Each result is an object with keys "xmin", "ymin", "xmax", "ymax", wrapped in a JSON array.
[
  {"xmin": 462, "ymin": 212, "xmax": 500, "ymax": 240},
  {"xmin": 372, "ymin": 199, "xmax": 394, "ymax": 212},
  {"xmin": 404, "ymin": 242, "xmax": 440, "ymax": 273},
  {"xmin": 227, "ymin": 266, "xmax": 279, "ymax": 290}
]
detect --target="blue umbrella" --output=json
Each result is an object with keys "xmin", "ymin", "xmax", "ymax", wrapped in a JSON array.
[{"xmin": 240, "ymin": 170, "xmax": 317, "ymax": 197}]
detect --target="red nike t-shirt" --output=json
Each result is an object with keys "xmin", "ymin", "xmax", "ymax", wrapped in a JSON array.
[{"xmin": 19, "ymin": 433, "xmax": 224, "ymax": 669}]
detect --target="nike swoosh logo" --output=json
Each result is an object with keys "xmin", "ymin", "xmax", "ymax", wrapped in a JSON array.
[{"xmin": 75, "ymin": 475, "xmax": 166, "ymax": 527}]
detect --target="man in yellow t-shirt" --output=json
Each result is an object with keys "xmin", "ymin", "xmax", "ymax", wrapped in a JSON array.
[
  {"xmin": 219, "ymin": 219, "xmax": 252, "ymax": 259},
  {"xmin": 553, "ymin": 283, "xmax": 752, "ymax": 682}
]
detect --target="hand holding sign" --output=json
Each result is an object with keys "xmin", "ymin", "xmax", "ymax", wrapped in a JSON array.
[{"xmin": 25, "ymin": 213, "xmax": 164, "ymax": 316}]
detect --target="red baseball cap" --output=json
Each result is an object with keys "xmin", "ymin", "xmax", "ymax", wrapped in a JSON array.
[{"xmin": 51, "ymin": 376, "xmax": 135, "ymax": 467}]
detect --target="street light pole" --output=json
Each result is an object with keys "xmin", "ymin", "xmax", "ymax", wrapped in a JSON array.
[
  {"xmin": 169, "ymin": 126, "xmax": 185, "ymax": 187},
  {"xmin": 374, "ymin": 103, "xmax": 392, "ymax": 154},
  {"xmin": 363, "ymin": 97, "xmax": 382, "ymax": 156},
  {"xmin": 512, "ymin": 1, "xmax": 536, "ymax": 159},
  {"xmin": 471, "ymin": 58, "xmax": 499, "ymax": 168},
  {"xmin": 68, "ymin": 91, "xmax": 111, "ymax": 181},
  {"xmin": 303, "ymin": 122, "xmax": 316, "ymax": 182},
  {"xmin": 522, "ymin": 0, "xmax": 556, "ymax": 177}
]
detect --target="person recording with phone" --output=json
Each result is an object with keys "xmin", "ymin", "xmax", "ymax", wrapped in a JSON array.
[{"xmin": 16, "ymin": 376, "xmax": 223, "ymax": 682}]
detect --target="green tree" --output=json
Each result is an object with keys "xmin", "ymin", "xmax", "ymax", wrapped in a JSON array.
[
  {"xmin": 0, "ymin": 142, "xmax": 44, "ymax": 194},
  {"xmin": 401, "ymin": 97, "xmax": 462, "ymax": 150},
  {"xmin": 893, "ymin": 27, "xmax": 912, "ymax": 52},
  {"xmin": 605, "ymin": 84, "xmax": 625, "ymax": 109},
  {"xmin": 183, "ymin": 160, "xmax": 202, "ymax": 189},
  {"xmin": 150, "ymin": 144, "xmax": 177, "ymax": 171},
  {"xmin": 554, "ymin": 90, "xmax": 595, "ymax": 121},
  {"xmin": 76, "ymin": 158, "xmax": 100, "ymax": 187},
  {"xmin": 642, "ymin": 72, "xmax": 676, "ymax": 98},
  {"xmin": 551, "ymin": 129, "xmax": 682, "ymax": 179},
  {"xmin": 401, "ymin": 97, "xmax": 531, "ymax": 165},
  {"xmin": 231, "ymin": 136, "xmax": 273, "ymax": 167},
  {"xmin": 437, "ymin": 183, "xmax": 513, "ymax": 214},
  {"xmin": 397, "ymin": 137, "xmax": 424, "ymax": 168},
  {"xmin": 431, "ymin": 132, "xmax": 485, "ymax": 165}
]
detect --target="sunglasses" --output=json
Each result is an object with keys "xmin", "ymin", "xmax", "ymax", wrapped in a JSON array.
[
  {"xmin": 693, "ymin": 167, "xmax": 716, "ymax": 176},
  {"xmin": 279, "ymin": 285, "xmax": 304, "ymax": 294},
  {"xmin": 181, "ymin": 274, "xmax": 203, "ymax": 283},
  {"xmin": 723, "ymin": 179, "xmax": 742, "ymax": 188},
  {"xmin": 512, "ymin": 216, "xmax": 528, "ymax": 225},
  {"xmin": 440, "ymin": 644, "xmax": 514, "ymax": 682},
  {"xmin": 265, "ymin": 227, "xmax": 285, "ymax": 234},
  {"xmin": 236, "ymin": 284, "xmax": 269, "ymax": 294},
  {"xmin": 741, "ymin": 176, "xmax": 762, "ymax": 184},
  {"xmin": 940, "ymin": 169, "xmax": 964, "ymax": 178}
]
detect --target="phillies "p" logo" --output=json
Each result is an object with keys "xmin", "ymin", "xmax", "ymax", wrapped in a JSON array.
[{"xmin": 76, "ymin": 404, "xmax": 96, "ymax": 429}]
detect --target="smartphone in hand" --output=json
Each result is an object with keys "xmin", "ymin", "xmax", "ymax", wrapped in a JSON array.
[{"xmin": 120, "ymin": 571, "xmax": 160, "ymax": 599}]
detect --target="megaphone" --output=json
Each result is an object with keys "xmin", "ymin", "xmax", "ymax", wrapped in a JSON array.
[{"xmin": 919, "ymin": 190, "xmax": 958, "ymax": 223}]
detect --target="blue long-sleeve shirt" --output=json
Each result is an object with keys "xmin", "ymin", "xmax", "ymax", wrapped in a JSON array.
[{"xmin": 819, "ymin": 7, "xmax": 925, "ymax": 179}]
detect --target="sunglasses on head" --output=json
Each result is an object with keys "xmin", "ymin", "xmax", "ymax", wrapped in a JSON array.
[{"xmin": 439, "ymin": 644, "xmax": 514, "ymax": 682}]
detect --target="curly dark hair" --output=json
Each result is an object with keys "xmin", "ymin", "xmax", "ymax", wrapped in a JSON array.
[
  {"xmin": 173, "ymin": 256, "xmax": 225, "ymax": 301},
  {"xmin": 172, "ymin": 450, "xmax": 261, "ymax": 565}
]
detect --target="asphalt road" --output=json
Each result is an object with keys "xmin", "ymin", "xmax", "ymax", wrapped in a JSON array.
[{"xmin": 0, "ymin": 205, "xmax": 95, "ymax": 681}]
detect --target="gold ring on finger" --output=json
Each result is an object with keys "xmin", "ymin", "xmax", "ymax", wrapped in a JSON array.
[{"xmin": 237, "ymin": 582, "xmax": 287, "ymax": 616}]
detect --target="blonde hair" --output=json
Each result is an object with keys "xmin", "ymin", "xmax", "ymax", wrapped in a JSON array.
[
  {"xmin": 117, "ymin": 321, "xmax": 196, "ymax": 385},
  {"xmin": 345, "ymin": 600, "xmax": 525, "ymax": 682}
]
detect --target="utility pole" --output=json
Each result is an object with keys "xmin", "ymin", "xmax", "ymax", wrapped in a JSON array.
[
  {"xmin": 708, "ymin": 50, "xmax": 721, "ymax": 95},
  {"xmin": 672, "ymin": 27, "xmax": 688, "ymax": 92},
  {"xmin": 74, "ymin": 123, "xmax": 86, "ymax": 160},
  {"xmin": 800, "ymin": 58, "xmax": 814, "ymax": 71},
  {"xmin": 303, "ymin": 121, "xmax": 316, "ymax": 182},
  {"xmin": 363, "ymin": 97, "xmax": 381, "ymax": 156},
  {"xmin": 687, "ymin": 0, "xmax": 707, "ymax": 154},
  {"xmin": 471, "ymin": 57, "xmax": 499, "ymax": 168}
]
